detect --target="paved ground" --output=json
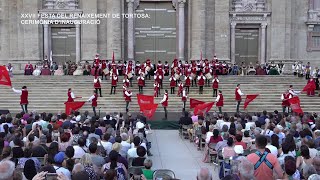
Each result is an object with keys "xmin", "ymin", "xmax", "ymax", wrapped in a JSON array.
[{"xmin": 147, "ymin": 130, "xmax": 218, "ymax": 180}]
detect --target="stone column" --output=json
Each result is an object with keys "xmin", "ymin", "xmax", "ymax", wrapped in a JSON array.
[
  {"xmin": 43, "ymin": 24, "xmax": 49, "ymax": 58},
  {"xmin": 190, "ymin": 0, "xmax": 206, "ymax": 60},
  {"xmin": 107, "ymin": 0, "xmax": 122, "ymax": 60},
  {"xmin": 230, "ymin": 22, "xmax": 236, "ymax": 64},
  {"xmin": 178, "ymin": 0, "xmax": 186, "ymax": 61},
  {"xmin": 76, "ymin": 24, "xmax": 81, "ymax": 63},
  {"xmin": 260, "ymin": 23, "xmax": 267, "ymax": 64},
  {"xmin": 127, "ymin": 0, "xmax": 134, "ymax": 60}
]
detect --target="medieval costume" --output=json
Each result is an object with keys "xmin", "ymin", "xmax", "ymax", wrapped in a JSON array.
[
  {"xmin": 73, "ymin": 63, "xmax": 84, "ymax": 76},
  {"xmin": 137, "ymin": 74, "xmax": 145, "ymax": 94},
  {"xmin": 41, "ymin": 62, "xmax": 51, "ymax": 75},
  {"xmin": 24, "ymin": 62, "xmax": 34, "ymax": 75},
  {"xmin": 184, "ymin": 75, "xmax": 191, "ymax": 93},
  {"xmin": 12, "ymin": 86, "xmax": 28, "ymax": 113},
  {"xmin": 235, "ymin": 85, "xmax": 244, "ymax": 113},
  {"xmin": 305, "ymin": 62, "xmax": 312, "ymax": 80},
  {"xmin": 306, "ymin": 77, "xmax": 316, "ymax": 96},
  {"xmin": 124, "ymin": 89, "xmax": 132, "ymax": 113},
  {"xmin": 94, "ymin": 76, "xmax": 102, "ymax": 97},
  {"xmin": 169, "ymin": 75, "xmax": 176, "ymax": 94},
  {"xmin": 212, "ymin": 76, "xmax": 219, "ymax": 97},
  {"xmin": 197, "ymin": 73, "xmax": 206, "ymax": 95},
  {"xmin": 110, "ymin": 74, "xmax": 118, "ymax": 95},
  {"xmin": 181, "ymin": 88, "xmax": 187, "ymax": 110},
  {"xmin": 159, "ymin": 90, "xmax": 169, "ymax": 120},
  {"xmin": 88, "ymin": 91, "xmax": 98, "ymax": 117},
  {"xmin": 215, "ymin": 91, "xmax": 224, "ymax": 114},
  {"xmin": 54, "ymin": 65, "xmax": 64, "ymax": 76},
  {"xmin": 281, "ymin": 90, "xmax": 292, "ymax": 114},
  {"xmin": 269, "ymin": 61, "xmax": 279, "ymax": 75}
]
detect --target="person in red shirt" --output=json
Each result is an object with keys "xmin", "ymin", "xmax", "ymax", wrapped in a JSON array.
[
  {"xmin": 110, "ymin": 74, "xmax": 118, "ymax": 94},
  {"xmin": 212, "ymin": 75, "xmax": 219, "ymax": 97},
  {"xmin": 101, "ymin": 60, "xmax": 107, "ymax": 80},
  {"xmin": 12, "ymin": 86, "xmax": 29, "ymax": 113},
  {"xmin": 154, "ymin": 81, "xmax": 160, "ymax": 97},
  {"xmin": 137, "ymin": 73, "xmax": 145, "ymax": 94},
  {"xmin": 160, "ymin": 90, "xmax": 169, "ymax": 120},
  {"xmin": 184, "ymin": 75, "xmax": 191, "ymax": 93},
  {"xmin": 24, "ymin": 62, "xmax": 34, "ymax": 75},
  {"xmin": 87, "ymin": 90, "xmax": 98, "ymax": 117},
  {"xmin": 94, "ymin": 75, "xmax": 102, "ymax": 97},
  {"xmin": 197, "ymin": 73, "xmax": 206, "ymax": 94},
  {"xmin": 209, "ymin": 129, "xmax": 223, "ymax": 144},
  {"xmin": 169, "ymin": 75, "xmax": 176, "ymax": 94},
  {"xmin": 235, "ymin": 84, "xmax": 244, "ymax": 113},
  {"xmin": 307, "ymin": 77, "xmax": 316, "ymax": 96},
  {"xmin": 234, "ymin": 134, "xmax": 247, "ymax": 149},
  {"xmin": 177, "ymin": 82, "xmax": 184, "ymax": 97},
  {"xmin": 281, "ymin": 90, "xmax": 292, "ymax": 114},
  {"xmin": 215, "ymin": 90, "xmax": 224, "ymax": 114},
  {"xmin": 124, "ymin": 88, "xmax": 132, "ymax": 112},
  {"xmin": 67, "ymin": 88, "xmax": 76, "ymax": 102}
]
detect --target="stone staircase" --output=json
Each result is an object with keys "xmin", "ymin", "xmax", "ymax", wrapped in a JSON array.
[{"xmin": 0, "ymin": 75, "xmax": 318, "ymax": 115}]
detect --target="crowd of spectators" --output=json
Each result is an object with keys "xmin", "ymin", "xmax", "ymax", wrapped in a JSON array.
[
  {"xmin": 0, "ymin": 111, "xmax": 155, "ymax": 180},
  {"xmin": 179, "ymin": 110, "xmax": 320, "ymax": 180}
]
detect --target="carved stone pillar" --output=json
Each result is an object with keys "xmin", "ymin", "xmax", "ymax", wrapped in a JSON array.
[
  {"xmin": 76, "ymin": 24, "xmax": 81, "ymax": 63},
  {"xmin": 127, "ymin": 0, "xmax": 135, "ymax": 61},
  {"xmin": 43, "ymin": 24, "xmax": 49, "ymax": 58},
  {"xmin": 230, "ymin": 22, "xmax": 236, "ymax": 64},
  {"xmin": 260, "ymin": 23, "xmax": 267, "ymax": 64},
  {"xmin": 178, "ymin": 0, "xmax": 186, "ymax": 61}
]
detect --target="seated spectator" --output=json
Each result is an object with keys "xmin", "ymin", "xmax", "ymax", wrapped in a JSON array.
[
  {"xmin": 79, "ymin": 153, "xmax": 98, "ymax": 180},
  {"xmin": 47, "ymin": 142, "xmax": 59, "ymax": 164},
  {"xmin": 280, "ymin": 156, "xmax": 300, "ymax": 180},
  {"xmin": 72, "ymin": 127, "xmax": 82, "ymax": 145},
  {"xmin": 234, "ymin": 134, "xmax": 247, "ymax": 149},
  {"xmin": 236, "ymin": 158, "xmax": 254, "ymax": 180},
  {"xmin": 105, "ymin": 142, "xmax": 128, "ymax": 169},
  {"xmin": 142, "ymin": 159, "xmax": 153, "ymax": 180},
  {"xmin": 208, "ymin": 129, "xmax": 222, "ymax": 144},
  {"xmin": 88, "ymin": 126, "xmax": 101, "ymax": 141},
  {"xmin": 63, "ymin": 146, "xmax": 75, "ymax": 172},
  {"xmin": 302, "ymin": 165, "xmax": 317, "ymax": 180},
  {"xmin": 32, "ymin": 135, "xmax": 48, "ymax": 157},
  {"xmin": 17, "ymin": 148, "xmax": 41, "ymax": 171},
  {"xmin": 205, "ymin": 125, "xmax": 214, "ymax": 144},
  {"xmin": 247, "ymin": 135, "xmax": 283, "ymax": 179},
  {"xmin": 271, "ymin": 134, "xmax": 281, "ymax": 156},
  {"xmin": 179, "ymin": 111, "xmax": 193, "ymax": 126},
  {"xmin": 296, "ymin": 145, "xmax": 314, "ymax": 173},
  {"xmin": 72, "ymin": 171, "xmax": 90, "ymax": 180},
  {"xmin": 282, "ymin": 134, "xmax": 296, "ymax": 157},
  {"xmin": 89, "ymin": 143, "xmax": 105, "ymax": 168},
  {"xmin": 59, "ymin": 130, "xmax": 73, "ymax": 152},
  {"xmin": 278, "ymin": 143, "xmax": 295, "ymax": 167},
  {"xmin": 313, "ymin": 157, "xmax": 320, "ymax": 174},
  {"xmin": 197, "ymin": 167, "xmax": 212, "ymax": 180},
  {"xmin": 215, "ymin": 132, "xmax": 229, "ymax": 152},
  {"xmin": 222, "ymin": 137, "xmax": 236, "ymax": 159},
  {"xmin": 266, "ymin": 136, "xmax": 278, "ymax": 157},
  {"xmin": 314, "ymin": 130, "xmax": 320, "ymax": 148},
  {"xmin": 11, "ymin": 137, "xmax": 24, "ymax": 159},
  {"xmin": 0, "ymin": 160, "xmax": 15, "ymax": 180},
  {"xmin": 132, "ymin": 146, "xmax": 147, "ymax": 167},
  {"xmin": 104, "ymin": 169, "xmax": 117, "ymax": 180},
  {"xmin": 23, "ymin": 159, "xmax": 37, "ymax": 180},
  {"xmin": 100, "ymin": 133, "xmax": 112, "ymax": 155},
  {"xmin": 128, "ymin": 136, "xmax": 142, "ymax": 159},
  {"xmin": 101, "ymin": 150, "xmax": 127, "ymax": 180},
  {"xmin": 120, "ymin": 133, "xmax": 131, "ymax": 158},
  {"xmin": 53, "ymin": 152, "xmax": 71, "ymax": 179},
  {"xmin": 72, "ymin": 163, "xmax": 85, "ymax": 175},
  {"xmin": 306, "ymin": 139, "xmax": 319, "ymax": 158},
  {"xmin": 73, "ymin": 137, "xmax": 87, "ymax": 159}
]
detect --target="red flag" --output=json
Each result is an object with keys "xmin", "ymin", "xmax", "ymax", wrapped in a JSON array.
[
  {"xmin": 302, "ymin": 81, "xmax": 316, "ymax": 92},
  {"xmin": 190, "ymin": 98, "xmax": 205, "ymax": 109},
  {"xmin": 0, "ymin": 66, "xmax": 12, "ymax": 87},
  {"xmin": 140, "ymin": 103, "xmax": 158, "ymax": 119},
  {"xmin": 64, "ymin": 101, "xmax": 86, "ymax": 115},
  {"xmin": 244, "ymin": 94, "xmax": 259, "ymax": 109},
  {"xmin": 194, "ymin": 102, "xmax": 215, "ymax": 115},
  {"xmin": 137, "ymin": 94, "xmax": 154, "ymax": 106},
  {"xmin": 288, "ymin": 96, "xmax": 303, "ymax": 114},
  {"xmin": 112, "ymin": 51, "xmax": 115, "ymax": 62}
]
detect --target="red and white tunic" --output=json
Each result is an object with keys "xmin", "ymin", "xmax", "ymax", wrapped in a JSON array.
[
  {"xmin": 123, "ymin": 78, "xmax": 130, "ymax": 88},
  {"xmin": 137, "ymin": 76, "xmax": 145, "ymax": 87},
  {"xmin": 145, "ymin": 59, "xmax": 153, "ymax": 71},
  {"xmin": 135, "ymin": 63, "xmax": 141, "ymax": 75},
  {"xmin": 184, "ymin": 76, "xmax": 191, "ymax": 87},
  {"xmin": 126, "ymin": 63, "xmax": 134, "ymax": 76},
  {"xmin": 160, "ymin": 93, "xmax": 169, "ymax": 107},
  {"xmin": 155, "ymin": 68, "xmax": 165, "ymax": 79},
  {"xmin": 215, "ymin": 93, "xmax": 224, "ymax": 107},
  {"xmin": 12, "ymin": 88, "xmax": 29, "ymax": 105},
  {"xmin": 111, "ymin": 67, "xmax": 119, "ymax": 76},
  {"xmin": 203, "ymin": 66, "xmax": 212, "ymax": 75},
  {"xmin": 169, "ymin": 76, "xmax": 176, "ymax": 87},
  {"xmin": 88, "ymin": 93, "xmax": 98, "ymax": 107},
  {"xmin": 281, "ymin": 93, "xmax": 292, "ymax": 107},
  {"xmin": 154, "ymin": 74, "xmax": 162, "ymax": 83},
  {"xmin": 67, "ymin": 90, "xmax": 75, "ymax": 102},
  {"xmin": 178, "ymin": 83, "xmax": 184, "ymax": 96},
  {"xmin": 111, "ymin": 75, "xmax": 118, "ymax": 86},
  {"xmin": 235, "ymin": 87, "xmax": 243, "ymax": 101},
  {"xmin": 101, "ymin": 61, "xmax": 107, "ymax": 71},
  {"xmin": 154, "ymin": 82, "xmax": 160, "ymax": 97},
  {"xmin": 164, "ymin": 63, "xmax": 170, "ymax": 75},
  {"xmin": 197, "ymin": 75, "xmax": 206, "ymax": 86},
  {"xmin": 212, "ymin": 78, "xmax": 219, "ymax": 89},
  {"xmin": 94, "ymin": 78, "xmax": 101, "ymax": 89},
  {"xmin": 157, "ymin": 63, "xmax": 163, "ymax": 70},
  {"xmin": 124, "ymin": 90, "xmax": 132, "ymax": 102},
  {"xmin": 139, "ymin": 64, "xmax": 146, "ymax": 75}
]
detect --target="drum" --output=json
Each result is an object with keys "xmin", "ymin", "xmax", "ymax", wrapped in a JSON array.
[
  {"xmin": 174, "ymin": 67, "xmax": 178, "ymax": 73},
  {"xmin": 205, "ymin": 73, "xmax": 212, "ymax": 80},
  {"xmin": 175, "ymin": 73, "xmax": 180, "ymax": 80},
  {"xmin": 146, "ymin": 66, "xmax": 151, "ymax": 72},
  {"xmin": 191, "ymin": 73, "xmax": 196, "ymax": 79},
  {"xmin": 103, "ymin": 68, "xmax": 109, "ymax": 75},
  {"xmin": 127, "ymin": 73, "xmax": 133, "ymax": 79}
]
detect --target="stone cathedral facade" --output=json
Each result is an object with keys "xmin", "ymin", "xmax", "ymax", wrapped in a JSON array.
[{"xmin": 0, "ymin": 0, "xmax": 320, "ymax": 71}]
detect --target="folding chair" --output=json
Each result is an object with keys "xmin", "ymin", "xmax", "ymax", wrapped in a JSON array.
[
  {"xmin": 208, "ymin": 143, "xmax": 217, "ymax": 163},
  {"xmin": 181, "ymin": 125, "xmax": 192, "ymax": 139},
  {"xmin": 153, "ymin": 169, "xmax": 175, "ymax": 180}
]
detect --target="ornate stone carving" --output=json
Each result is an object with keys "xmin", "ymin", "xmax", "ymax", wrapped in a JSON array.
[
  {"xmin": 44, "ymin": 0, "xmax": 79, "ymax": 10},
  {"xmin": 232, "ymin": 0, "xmax": 266, "ymax": 12},
  {"xmin": 231, "ymin": 15, "xmax": 267, "ymax": 21}
]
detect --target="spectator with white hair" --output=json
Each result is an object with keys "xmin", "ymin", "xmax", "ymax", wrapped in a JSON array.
[
  {"xmin": 72, "ymin": 163, "xmax": 85, "ymax": 175},
  {"xmin": 120, "ymin": 133, "xmax": 131, "ymax": 158},
  {"xmin": 197, "ymin": 167, "xmax": 212, "ymax": 180},
  {"xmin": 237, "ymin": 158, "xmax": 254, "ymax": 180},
  {"xmin": 0, "ymin": 160, "xmax": 15, "ymax": 180}
]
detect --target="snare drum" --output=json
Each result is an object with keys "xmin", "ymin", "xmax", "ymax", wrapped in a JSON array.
[
  {"xmin": 205, "ymin": 73, "xmax": 212, "ymax": 80},
  {"xmin": 175, "ymin": 74, "xmax": 180, "ymax": 80},
  {"xmin": 127, "ymin": 73, "xmax": 133, "ymax": 79},
  {"xmin": 146, "ymin": 66, "xmax": 151, "ymax": 72},
  {"xmin": 103, "ymin": 68, "xmax": 109, "ymax": 75},
  {"xmin": 174, "ymin": 67, "xmax": 178, "ymax": 73},
  {"xmin": 191, "ymin": 73, "xmax": 196, "ymax": 79}
]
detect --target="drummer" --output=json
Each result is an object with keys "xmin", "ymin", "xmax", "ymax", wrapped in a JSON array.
[
  {"xmin": 101, "ymin": 60, "xmax": 108, "ymax": 80},
  {"xmin": 175, "ymin": 68, "xmax": 182, "ymax": 87},
  {"xmin": 183, "ymin": 61, "xmax": 190, "ymax": 76},
  {"xmin": 155, "ymin": 67, "xmax": 165, "ymax": 89},
  {"xmin": 164, "ymin": 61, "xmax": 170, "ymax": 76},
  {"xmin": 135, "ymin": 61, "xmax": 141, "ymax": 76},
  {"xmin": 191, "ymin": 61, "xmax": 198, "ymax": 87},
  {"xmin": 144, "ymin": 59, "xmax": 154, "ymax": 80},
  {"xmin": 203, "ymin": 61, "xmax": 212, "ymax": 87},
  {"xmin": 126, "ymin": 60, "xmax": 134, "ymax": 87}
]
